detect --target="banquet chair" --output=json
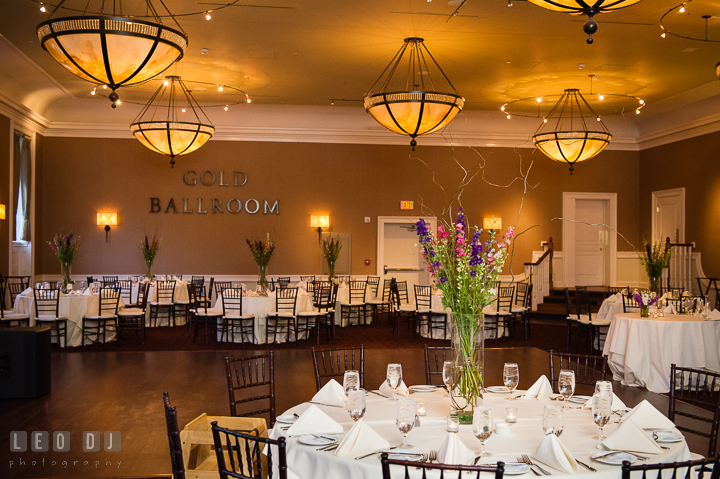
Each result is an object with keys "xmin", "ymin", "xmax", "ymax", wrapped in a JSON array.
[
  {"xmin": 391, "ymin": 280, "xmax": 416, "ymax": 337},
  {"xmin": 116, "ymin": 279, "xmax": 132, "ymax": 305},
  {"xmin": 220, "ymin": 288, "xmax": 255, "ymax": 344},
  {"xmin": 510, "ymin": 283, "xmax": 533, "ymax": 339},
  {"xmin": 484, "ymin": 286, "xmax": 514, "ymax": 341},
  {"xmin": 276, "ymin": 277, "xmax": 291, "ymax": 290},
  {"xmin": 300, "ymin": 275, "xmax": 315, "ymax": 284},
  {"xmin": 564, "ymin": 288, "xmax": 581, "ymax": 351},
  {"xmin": 102, "ymin": 276, "xmax": 119, "ymax": 288},
  {"xmin": 191, "ymin": 275, "xmax": 205, "ymax": 290},
  {"xmin": 575, "ymin": 290, "xmax": 610, "ymax": 355},
  {"xmin": 214, "ymin": 280, "xmax": 232, "ymax": 305},
  {"xmin": 117, "ymin": 282, "xmax": 149, "ymax": 343},
  {"xmin": 669, "ymin": 364, "xmax": 720, "ymax": 458},
  {"xmin": 297, "ymin": 283, "xmax": 338, "ymax": 344},
  {"xmin": 620, "ymin": 456, "xmax": 720, "ymax": 479},
  {"xmin": 188, "ymin": 284, "xmax": 222, "ymax": 344},
  {"xmin": 336, "ymin": 275, "xmax": 350, "ymax": 284},
  {"xmin": 340, "ymin": 280, "xmax": 368, "ymax": 326},
  {"xmin": 225, "ymin": 353, "xmax": 276, "ymax": 424},
  {"xmin": 311, "ymin": 344, "xmax": 364, "ymax": 391},
  {"xmin": 163, "ymin": 392, "xmax": 186, "ymax": 479},
  {"xmin": 7, "ymin": 281, "xmax": 27, "ymax": 309},
  {"xmin": 548, "ymin": 350, "xmax": 607, "ymax": 395},
  {"xmin": 622, "ymin": 293, "xmax": 642, "ymax": 313},
  {"xmin": 415, "ymin": 284, "xmax": 447, "ymax": 339},
  {"xmin": 381, "ymin": 453, "xmax": 505, "ymax": 479},
  {"xmin": 424, "ymin": 345, "xmax": 451, "ymax": 386},
  {"xmin": 33, "ymin": 288, "xmax": 68, "ymax": 347},
  {"xmin": 86, "ymin": 276, "xmax": 95, "ymax": 287},
  {"xmin": 150, "ymin": 280, "xmax": 176, "ymax": 327},
  {"xmin": 0, "ymin": 299, "xmax": 30, "ymax": 327},
  {"xmin": 0, "ymin": 272, "xmax": 7, "ymax": 311},
  {"xmin": 211, "ymin": 421, "xmax": 287, "ymax": 479},
  {"xmin": 607, "ymin": 285, "xmax": 628, "ymax": 295},
  {"xmin": 266, "ymin": 287, "xmax": 298, "ymax": 344},
  {"xmin": 364, "ymin": 276, "xmax": 391, "ymax": 325},
  {"xmin": 82, "ymin": 287, "xmax": 120, "ymax": 348}
]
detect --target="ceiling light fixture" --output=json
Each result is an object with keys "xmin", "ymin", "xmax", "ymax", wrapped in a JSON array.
[
  {"xmin": 527, "ymin": 0, "xmax": 642, "ymax": 44},
  {"xmin": 363, "ymin": 37, "xmax": 464, "ymax": 151},
  {"xmin": 36, "ymin": 1, "xmax": 188, "ymax": 108},
  {"xmin": 130, "ymin": 76, "xmax": 214, "ymax": 168},
  {"xmin": 532, "ymin": 89, "xmax": 612, "ymax": 175}
]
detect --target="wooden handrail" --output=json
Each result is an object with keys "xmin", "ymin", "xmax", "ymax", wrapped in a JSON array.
[
  {"xmin": 523, "ymin": 238, "xmax": 554, "ymax": 310},
  {"xmin": 524, "ymin": 238, "xmax": 553, "ymax": 289}
]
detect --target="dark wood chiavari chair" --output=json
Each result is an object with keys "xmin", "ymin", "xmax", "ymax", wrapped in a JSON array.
[
  {"xmin": 484, "ymin": 286, "xmax": 515, "ymax": 341},
  {"xmin": 381, "ymin": 453, "xmax": 505, "ymax": 479},
  {"xmin": 150, "ymin": 280, "xmax": 176, "ymax": 327},
  {"xmin": 162, "ymin": 392, "xmax": 186, "ymax": 479},
  {"xmin": 311, "ymin": 344, "xmax": 364, "ymax": 391},
  {"xmin": 224, "ymin": 353, "xmax": 275, "ymax": 424},
  {"xmin": 414, "ymin": 284, "xmax": 447, "ymax": 339},
  {"xmin": 187, "ymin": 284, "xmax": 222, "ymax": 344},
  {"xmin": 102, "ymin": 276, "xmax": 119, "ymax": 288},
  {"xmin": 391, "ymin": 280, "xmax": 416, "ymax": 337},
  {"xmin": 214, "ymin": 280, "xmax": 232, "ymax": 305},
  {"xmin": 424, "ymin": 345, "xmax": 451, "ymax": 386},
  {"xmin": 33, "ymin": 288, "xmax": 68, "ymax": 347},
  {"xmin": 265, "ymin": 287, "xmax": 298, "ymax": 344},
  {"xmin": 340, "ymin": 280, "xmax": 368, "ymax": 326},
  {"xmin": 511, "ymin": 282, "xmax": 533, "ymax": 339},
  {"xmin": 220, "ymin": 288, "xmax": 255, "ymax": 344},
  {"xmin": 575, "ymin": 290, "xmax": 610, "ymax": 355},
  {"xmin": 7, "ymin": 280, "xmax": 28, "ymax": 309},
  {"xmin": 81, "ymin": 287, "xmax": 120, "ymax": 348},
  {"xmin": 116, "ymin": 279, "xmax": 132, "ymax": 305},
  {"xmin": 211, "ymin": 421, "xmax": 287, "ymax": 479},
  {"xmin": 117, "ymin": 282, "xmax": 149, "ymax": 343},
  {"xmin": 549, "ymin": 350, "xmax": 607, "ymax": 394},
  {"xmin": 620, "ymin": 456, "xmax": 719, "ymax": 479}
]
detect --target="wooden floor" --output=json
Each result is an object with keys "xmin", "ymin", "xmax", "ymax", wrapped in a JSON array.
[{"xmin": 0, "ymin": 347, "xmax": 713, "ymax": 478}]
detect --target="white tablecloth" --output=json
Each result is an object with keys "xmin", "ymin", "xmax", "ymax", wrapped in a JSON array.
[
  {"xmin": 603, "ymin": 312, "xmax": 720, "ymax": 393},
  {"xmin": 14, "ymin": 291, "xmax": 126, "ymax": 347},
  {"xmin": 269, "ymin": 386, "xmax": 690, "ymax": 479},
  {"xmin": 596, "ymin": 294, "xmax": 624, "ymax": 321}
]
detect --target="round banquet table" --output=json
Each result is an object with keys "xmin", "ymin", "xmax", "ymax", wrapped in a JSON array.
[
  {"xmin": 268, "ymin": 387, "xmax": 691, "ymax": 479},
  {"xmin": 602, "ymin": 312, "xmax": 720, "ymax": 393},
  {"xmin": 13, "ymin": 290, "xmax": 126, "ymax": 347}
]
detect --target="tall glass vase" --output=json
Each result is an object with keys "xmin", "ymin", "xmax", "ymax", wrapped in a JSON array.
[
  {"xmin": 327, "ymin": 258, "xmax": 336, "ymax": 282},
  {"xmin": 258, "ymin": 264, "xmax": 269, "ymax": 293},
  {"xmin": 145, "ymin": 260, "xmax": 154, "ymax": 281},
  {"xmin": 648, "ymin": 274, "xmax": 660, "ymax": 294},
  {"xmin": 60, "ymin": 261, "xmax": 72, "ymax": 290},
  {"xmin": 449, "ymin": 312, "xmax": 485, "ymax": 424}
]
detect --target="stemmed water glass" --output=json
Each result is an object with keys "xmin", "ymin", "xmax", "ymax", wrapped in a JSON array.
[
  {"xmin": 386, "ymin": 363, "xmax": 402, "ymax": 400},
  {"xmin": 592, "ymin": 394, "xmax": 612, "ymax": 441},
  {"xmin": 395, "ymin": 398, "xmax": 415, "ymax": 449},
  {"xmin": 542, "ymin": 405, "xmax": 564, "ymax": 437},
  {"xmin": 503, "ymin": 363, "xmax": 519, "ymax": 395},
  {"xmin": 442, "ymin": 361, "xmax": 453, "ymax": 396},
  {"xmin": 472, "ymin": 406, "xmax": 493, "ymax": 457},
  {"xmin": 347, "ymin": 389, "xmax": 366, "ymax": 422},
  {"xmin": 558, "ymin": 369, "xmax": 575, "ymax": 409},
  {"xmin": 343, "ymin": 370, "xmax": 360, "ymax": 395}
]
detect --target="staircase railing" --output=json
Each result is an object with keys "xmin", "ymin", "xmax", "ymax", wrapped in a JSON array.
[{"xmin": 524, "ymin": 238, "xmax": 553, "ymax": 310}]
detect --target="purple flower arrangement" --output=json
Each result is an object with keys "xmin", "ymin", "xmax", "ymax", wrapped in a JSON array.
[
  {"xmin": 140, "ymin": 235, "xmax": 161, "ymax": 278},
  {"xmin": 246, "ymin": 234, "xmax": 276, "ymax": 268},
  {"xmin": 48, "ymin": 233, "xmax": 80, "ymax": 264}
]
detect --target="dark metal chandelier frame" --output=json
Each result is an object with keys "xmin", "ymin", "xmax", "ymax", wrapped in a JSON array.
[{"xmin": 660, "ymin": 0, "xmax": 720, "ymax": 43}]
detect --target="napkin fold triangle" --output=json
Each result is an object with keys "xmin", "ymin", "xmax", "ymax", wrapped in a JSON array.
[
  {"xmin": 20, "ymin": 288, "xmax": 33, "ymax": 297},
  {"xmin": 664, "ymin": 304, "xmax": 677, "ymax": 315},
  {"xmin": 334, "ymin": 418, "xmax": 390, "ymax": 458},
  {"xmin": 285, "ymin": 405, "xmax": 343, "ymax": 437},
  {"xmin": 311, "ymin": 379, "xmax": 347, "ymax": 407},
  {"xmin": 437, "ymin": 432, "xmax": 475, "ymax": 465},
  {"xmin": 601, "ymin": 417, "xmax": 664, "ymax": 454},
  {"xmin": 379, "ymin": 380, "xmax": 409, "ymax": 398},
  {"xmin": 523, "ymin": 375, "xmax": 554, "ymax": 400},
  {"xmin": 532, "ymin": 434, "xmax": 578, "ymax": 474},
  {"xmin": 583, "ymin": 393, "xmax": 626, "ymax": 411},
  {"xmin": 707, "ymin": 309, "xmax": 720, "ymax": 321},
  {"xmin": 621, "ymin": 399, "xmax": 676, "ymax": 430},
  {"xmin": 606, "ymin": 293, "xmax": 622, "ymax": 304}
]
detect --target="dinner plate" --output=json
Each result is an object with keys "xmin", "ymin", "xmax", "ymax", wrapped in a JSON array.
[
  {"xmin": 298, "ymin": 434, "xmax": 338, "ymax": 446},
  {"xmin": 486, "ymin": 386, "xmax": 511, "ymax": 393},
  {"xmin": 653, "ymin": 431, "xmax": 683, "ymax": 443},
  {"xmin": 568, "ymin": 395, "xmax": 592, "ymax": 404},
  {"xmin": 487, "ymin": 462, "xmax": 531, "ymax": 475},
  {"xmin": 276, "ymin": 414, "xmax": 298, "ymax": 424},
  {"xmin": 384, "ymin": 452, "xmax": 425, "ymax": 461},
  {"xmin": 591, "ymin": 451, "xmax": 638, "ymax": 465},
  {"xmin": 409, "ymin": 385, "xmax": 438, "ymax": 393}
]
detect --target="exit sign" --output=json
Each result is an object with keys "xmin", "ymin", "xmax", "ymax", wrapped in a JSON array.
[{"xmin": 400, "ymin": 201, "xmax": 414, "ymax": 210}]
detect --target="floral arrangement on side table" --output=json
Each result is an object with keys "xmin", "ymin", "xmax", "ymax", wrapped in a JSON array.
[
  {"xmin": 322, "ymin": 236, "xmax": 342, "ymax": 282},
  {"xmin": 48, "ymin": 233, "xmax": 80, "ymax": 290},
  {"xmin": 638, "ymin": 240, "xmax": 671, "ymax": 293},
  {"xmin": 633, "ymin": 289, "xmax": 658, "ymax": 318},
  {"xmin": 140, "ymin": 235, "xmax": 161, "ymax": 280},
  {"xmin": 416, "ymin": 207, "xmax": 513, "ymax": 422},
  {"xmin": 247, "ymin": 234, "xmax": 276, "ymax": 292}
]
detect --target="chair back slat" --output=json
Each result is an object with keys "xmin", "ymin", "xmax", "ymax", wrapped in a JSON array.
[
  {"xmin": 225, "ymin": 353, "xmax": 275, "ymax": 424},
  {"xmin": 163, "ymin": 392, "xmax": 185, "ymax": 479},
  {"xmin": 381, "ymin": 453, "xmax": 505, "ymax": 479},
  {"xmin": 622, "ymin": 293, "xmax": 642, "ymax": 313},
  {"xmin": 34, "ymin": 288, "xmax": 60, "ymax": 317},
  {"xmin": 275, "ymin": 288, "xmax": 298, "ymax": 316},
  {"xmin": 415, "ymin": 285, "xmax": 432, "ymax": 311},
  {"xmin": 98, "ymin": 287, "xmax": 120, "ymax": 316},
  {"xmin": 222, "ymin": 288, "xmax": 243, "ymax": 316},
  {"xmin": 157, "ymin": 280, "xmax": 176, "ymax": 303},
  {"xmin": 621, "ymin": 456, "xmax": 720, "ymax": 479},
  {"xmin": 311, "ymin": 345, "xmax": 364, "ymax": 391},
  {"xmin": 549, "ymin": 350, "xmax": 608, "ymax": 392},
  {"xmin": 348, "ymin": 281, "xmax": 367, "ymax": 303},
  {"xmin": 211, "ymin": 421, "xmax": 287, "ymax": 479},
  {"xmin": 424, "ymin": 345, "xmax": 451, "ymax": 385},
  {"xmin": 496, "ymin": 286, "xmax": 515, "ymax": 312}
]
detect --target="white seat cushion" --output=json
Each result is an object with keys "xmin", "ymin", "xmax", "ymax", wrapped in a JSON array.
[
  {"xmin": 174, "ymin": 301, "xmax": 189, "ymax": 305},
  {"xmin": 485, "ymin": 310, "xmax": 511, "ymax": 316},
  {"xmin": 341, "ymin": 302, "xmax": 365, "ymax": 307},
  {"xmin": 365, "ymin": 300, "xmax": 387, "ymax": 305},
  {"xmin": 84, "ymin": 314, "xmax": 117, "ymax": 320},
  {"xmin": 224, "ymin": 313, "xmax": 254, "ymax": 320},
  {"xmin": 2, "ymin": 314, "xmax": 28, "ymax": 320},
  {"xmin": 36, "ymin": 315, "xmax": 68, "ymax": 321},
  {"xmin": 269, "ymin": 313, "xmax": 295, "ymax": 318},
  {"xmin": 579, "ymin": 318, "xmax": 611, "ymax": 326},
  {"xmin": 511, "ymin": 307, "xmax": 527, "ymax": 313},
  {"xmin": 196, "ymin": 310, "xmax": 223, "ymax": 317},
  {"xmin": 118, "ymin": 308, "xmax": 144, "ymax": 316},
  {"xmin": 150, "ymin": 301, "xmax": 174, "ymax": 306},
  {"xmin": 297, "ymin": 311, "xmax": 320, "ymax": 316}
]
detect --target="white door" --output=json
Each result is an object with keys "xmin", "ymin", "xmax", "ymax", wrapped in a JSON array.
[
  {"xmin": 574, "ymin": 199, "xmax": 607, "ymax": 286},
  {"xmin": 377, "ymin": 216, "xmax": 435, "ymax": 304},
  {"xmin": 652, "ymin": 188, "xmax": 685, "ymax": 244}
]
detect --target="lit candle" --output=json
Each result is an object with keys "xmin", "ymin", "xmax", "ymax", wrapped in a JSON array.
[
  {"xmin": 417, "ymin": 403, "xmax": 426, "ymax": 416},
  {"xmin": 447, "ymin": 416, "xmax": 460, "ymax": 433},
  {"xmin": 506, "ymin": 407, "xmax": 517, "ymax": 424}
]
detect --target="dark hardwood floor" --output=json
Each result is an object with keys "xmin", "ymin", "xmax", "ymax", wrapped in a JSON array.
[{"xmin": 0, "ymin": 347, "xmax": 714, "ymax": 478}]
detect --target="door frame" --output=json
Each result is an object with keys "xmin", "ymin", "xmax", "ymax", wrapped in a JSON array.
[
  {"xmin": 376, "ymin": 216, "xmax": 437, "ymax": 277},
  {"xmin": 651, "ymin": 187, "xmax": 685, "ymax": 244},
  {"xmin": 562, "ymin": 192, "xmax": 617, "ymax": 288}
]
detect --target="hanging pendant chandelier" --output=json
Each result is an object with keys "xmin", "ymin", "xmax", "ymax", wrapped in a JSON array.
[
  {"xmin": 527, "ymin": 0, "xmax": 643, "ymax": 44},
  {"xmin": 36, "ymin": 1, "xmax": 187, "ymax": 107},
  {"xmin": 532, "ymin": 89, "xmax": 611, "ymax": 175},
  {"xmin": 364, "ymin": 37, "xmax": 464, "ymax": 150},
  {"xmin": 130, "ymin": 76, "xmax": 214, "ymax": 168}
]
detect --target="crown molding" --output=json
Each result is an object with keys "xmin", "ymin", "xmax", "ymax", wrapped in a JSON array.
[
  {"xmin": 635, "ymin": 111, "xmax": 720, "ymax": 151},
  {"xmin": 0, "ymin": 90, "xmax": 49, "ymax": 134}
]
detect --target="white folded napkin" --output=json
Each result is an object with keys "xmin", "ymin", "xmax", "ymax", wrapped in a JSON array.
[
  {"xmin": 21, "ymin": 288, "xmax": 33, "ymax": 296},
  {"xmin": 437, "ymin": 432, "xmax": 475, "ymax": 465},
  {"xmin": 311, "ymin": 379, "xmax": 347, "ymax": 407},
  {"xmin": 606, "ymin": 293, "xmax": 622, "ymax": 304},
  {"xmin": 83, "ymin": 288, "xmax": 94, "ymax": 296},
  {"xmin": 664, "ymin": 304, "xmax": 677, "ymax": 315},
  {"xmin": 285, "ymin": 405, "xmax": 343, "ymax": 437},
  {"xmin": 523, "ymin": 375, "xmax": 554, "ymax": 400},
  {"xmin": 532, "ymin": 434, "xmax": 578, "ymax": 474},
  {"xmin": 621, "ymin": 400, "xmax": 676, "ymax": 430},
  {"xmin": 583, "ymin": 393, "xmax": 626, "ymax": 411},
  {"xmin": 707, "ymin": 309, "xmax": 720, "ymax": 321},
  {"xmin": 601, "ymin": 418, "xmax": 663, "ymax": 454},
  {"xmin": 334, "ymin": 418, "xmax": 389, "ymax": 458},
  {"xmin": 379, "ymin": 380, "xmax": 409, "ymax": 398}
]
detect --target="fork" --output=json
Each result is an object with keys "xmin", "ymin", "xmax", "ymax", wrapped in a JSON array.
[
  {"xmin": 522, "ymin": 454, "xmax": 551, "ymax": 475},
  {"xmin": 599, "ymin": 443, "xmax": 649, "ymax": 460},
  {"xmin": 429, "ymin": 450, "xmax": 437, "ymax": 464},
  {"xmin": 518, "ymin": 456, "xmax": 541, "ymax": 476}
]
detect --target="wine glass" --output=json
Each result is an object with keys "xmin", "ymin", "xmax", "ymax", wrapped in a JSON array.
[
  {"xmin": 595, "ymin": 380, "xmax": 613, "ymax": 398},
  {"xmin": 472, "ymin": 406, "xmax": 493, "ymax": 457},
  {"xmin": 343, "ymin": 370, "xmax": 360, "ymax": 395},
  {"xmin": 542, "ymin": 405, "xmax": 564, "ymax": 437},
  {"xmin": 503, "ymin": 363, "xmax": 519, "ymax": 394},
  {"xmin": 386, "ymin": 363, "xmax": 402, "ymax": 400},
  {"xmin": 442, "ymin": 361, "xmax": 453, "ymax": 395},
  {"xmin": 592, "ymin": 394, "xmax": 612, "ymax": 440},
  {"xmin": 395, "ymin": 398, "xmax": 415, "ymax": 449},
  {"xmin": 558, "ymin": 369, "xmax": 575, "ymax": 409},
  {"xmin": 347, "ymin": 389, "xmax": 366, "ymax": 422}
]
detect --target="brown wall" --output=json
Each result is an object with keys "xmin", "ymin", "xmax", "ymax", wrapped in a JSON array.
[
  {"xmin": 640, "ymin": 130, "xmax": 720, "ymax": 274},
  {"xmin": 34, "ymin": 133, "xmax": 43, "ymax": 274},
  {"xmin": 38, "ymin": 137, "xmax": 641, "ymax": 277},
  {"xmin": 0, "ymin": 114, "xmax": 9, "ymax": 275}
]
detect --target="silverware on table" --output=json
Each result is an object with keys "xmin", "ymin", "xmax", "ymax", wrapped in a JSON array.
[
  {"xmin": 368, "ymin": 390, "xmax": 392, "ymax": 399},
  {"xmin": 599, "ymin": 443, "xmax": 649, "ymax": 460},
  {"xmin": 521, "ymin": 454, "xmax": 551, "ymax": 475},
  {"xmin": 312, "ymin": 434, "xmax": 338, "ymax": 442},
  {"xmin": 507, "ymin": 395, "xmax": 523, "ymax": 401},
  {"xmin": 308, "ymin": 401, "xmax": 344, "ymax": 408},
  {"xmin": 354, "ymin": 446, "xmax": 399, "ymax": 460},
  {"xmin": 518, "ymin": 456, "xmax": 541, "ymax": 476},
  {"xmin": 429, "ymin": 450, "xmax": 437, "ymax": 464},
  {"xmin": 576, "ymin": 460, "xmax": 597, "ymax": 472}
]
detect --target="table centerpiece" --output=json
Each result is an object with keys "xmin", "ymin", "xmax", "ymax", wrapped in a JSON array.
[
  {"xmin": 48, "ymin": 233, "xmax": 80, "ymax": 290},
  {"xmin": 633, "ymin": 289, "xmax": 659, "ymax": 318},
  {"xmin": 140, "ymin": 235, "xmax": 161, "ymax": 280},
  {"xmin": 638, "ymin": 240, "xmax": 671, "ymax": 293},
  {"xmin": 416, "ymin": 207, "xmax": 513, "ymax": 423},
  {"xmin": 247, "ymin": 234, "xmax": 275, "ymax": 293},
  {"xmin": 322, "ymin": 236, "xmax": 342, "ymax": 282}
]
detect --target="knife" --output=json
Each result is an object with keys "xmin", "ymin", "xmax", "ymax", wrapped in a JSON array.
[
  {"xmin": 354, "ymin": 446, "xmax": 399, "ymax": 460},
  {"xmin": 308, "ymin": 401, "xmax": 344, "ymax": 408},
  {"xmin": 576, "ymin": 460, "xmax": 597, "ymax": 472}
]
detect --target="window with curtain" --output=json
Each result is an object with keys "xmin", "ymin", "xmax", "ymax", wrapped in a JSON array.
[{"xmin": 13, "ymin": 130, "xmax": 31, "ymax": 243}]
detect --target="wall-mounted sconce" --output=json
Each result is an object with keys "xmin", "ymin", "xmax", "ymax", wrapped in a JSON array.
[
  {"xmin": 483, "ymin": 217, "xmax": 502, "ymax": 232},
  {"xmin": 310, "ymin": 215, "xmax": 330, "ymax": 244},
  {"xmin": 0, "ymin": 204, "xmax": 6, "ymax": 220},
  {"xmin": 97, "ymin": 212, "xmax": 117, "ymax": 243}
]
